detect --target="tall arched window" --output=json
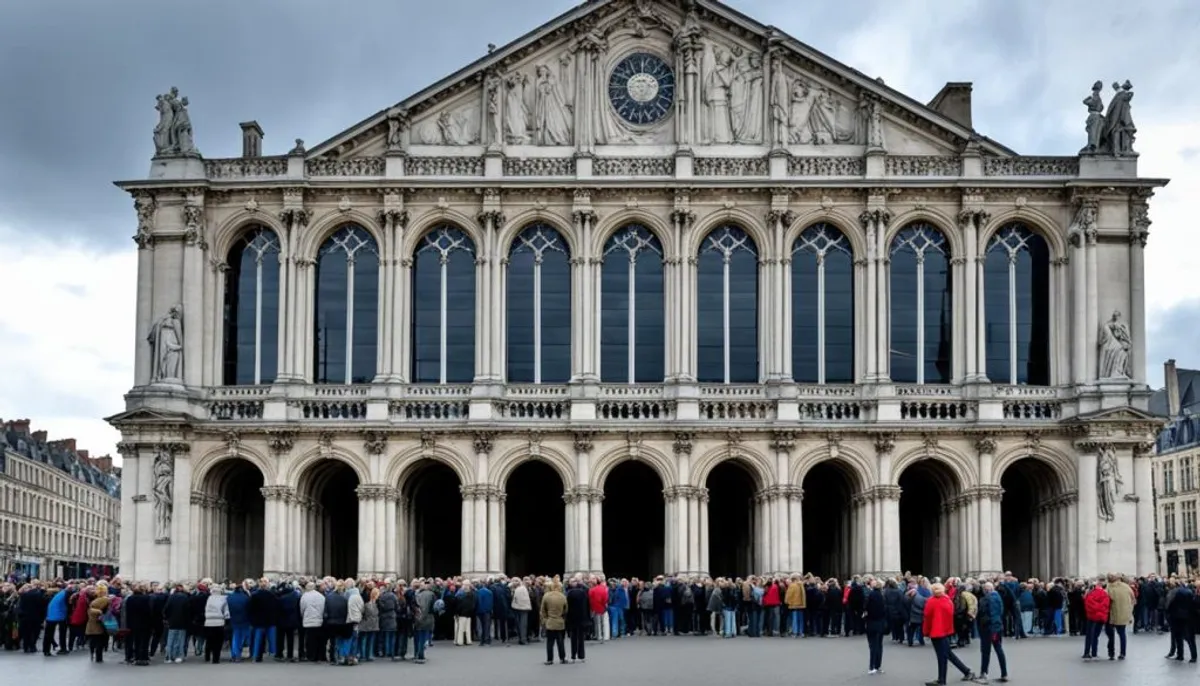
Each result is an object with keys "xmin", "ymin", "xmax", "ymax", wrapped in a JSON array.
[
  {"xmin": 313, "ymin": 225, "xmax": 379, "ymax": 384},
  {"xmin": 412, "ymin": 226, "xmax": 476, "ymax": 383},
  {"xmin": 697, "ymin": 225, "xmax": 758, "ymax": 383},
  {"xmin": 792, "ymin": 223, "xmax": 854, "ymax": 384},
  {"xmin": 890, "ymin": 223, "xmax": 952, "ymax": 384},
  {"xmin": 600, "ymin": 224, "xmax": 664, "ymax": 383},
  {"xmin": 507, "ymin": 223, "xmax": 571, "ymax": 383},
  {"xmin": 984, "ymin": 222, "xmax": 1051, "ymax": 385},
  {"xmin": 222, "ymin": 226, "xmax": 280, "ymax": 385}
]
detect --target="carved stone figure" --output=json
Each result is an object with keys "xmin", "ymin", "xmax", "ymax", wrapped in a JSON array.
[
  {"xmin": 808, "ymin": 87, "xmax": 836, "ymax": 145},
  {"xmin": 1080, "ymin": 80, "xmax": 1105, "ymax": 154},
  {"xmin": 532, "ymin": 64, "xmax": 573, "ymax": 145},
  {"xmin": 1097, "ymin": 447, "xmax": 1122, "ymax": 522},
  {"xmin": 705, "ymin": 46, "xmax": 735, "ymax": 143},
  {"xmin": 152, "ymin": 446, "xmax": 174, "ymax": 540},
  {"xmin": 385, "ymin": 107, "xmax": 407, "ymax": 152},
  {"xmin": 288, "ymin": 138, "xmax": 306, "ymax": 155},
  {"xmin": 1098, "ymin": 310, "xmax": 1133, "ymax": 379},
  {"xmin": 768, "ymin": 57, "xmax": 789, "ymax": 148},
  {"xmin": 421, "ymin": 105, "xmax": 479, "ymax": 146},
  {"xmin": 153, "ymin": 87, "xmax": 198, "ymax": 157},
  {"xmin": 788, "ymin": 79, "xmax": 814, "ymax": 144},
  {"xmin": 730, "ymin": 52, "xmax": 764, "ymax": 143},
  {"xmin": 148, "ymin": 305, "xmax": 184, "ymax": 383},
  {"xmin": 1099, "ymin": 80, "xmax": 1136, "ymax": 156},
  {"xmin": 504, "ymin": 73, "xmax": 530, "ymax": 144},
  {"xmin": 485, "ymin": 72, "xmax": 503, "ymax": 149}
]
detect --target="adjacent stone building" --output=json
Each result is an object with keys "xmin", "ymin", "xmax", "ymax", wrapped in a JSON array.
[
  {"xmin": 1, "ymin": 420, "xmax": 121, "ymax": 580},
  {"xmin": 110, "ymin": 0, "xmax": 1165, "ymax": 584},
  {"xmin": 1152, "ymin": 360, "xmax": 1200, "ymax": 576}
]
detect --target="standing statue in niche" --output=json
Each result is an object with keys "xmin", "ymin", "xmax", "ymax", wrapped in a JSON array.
[
  {"xmin": 152, "ymin": 87, "xmax": 199, "ymax": 157},
  {"xmin": 1098, "ymin": 310, "xmax": 1133, "ymax": 379},
  {"xmin": 1099, "ymin": 80, "xmax": 1137, "ymax": 156},
  {"xmin": 148, "ymin": 305, "xmax": 184, "ymax": 383},
  {"xmin": 1097, "ymin": 447, "xmax": 1123, "ymax": 522},
  {"xmin": 730, "ymin": 52, "xmax": 764, "ymax": 143},
  {"xmin": 808, "ymin": 87, "xmax": 837, "ymax": 145},
  {"xmin": 788, "ymin": 79, "xmax": 815, "ymax": 143},
  {"xmin": 385, "ymin": 107, "xmax": 407, "ymax": 152},
  {"xmin": 505, "ymin": 73, "xmax": 530, "ymax": 144},
  {"xmin": 485, "ymin": 72, "xmax": 503, "ymax": 149},
  {"xmin": 532, "ymin": 64, "xmax": 573, "ymax": 145},
  {"xmin": 1080, "ymin": 81, "xmax": 1105, "ymax": 154},
  {"xmin": 704, "ymin": 46, "xmax": 735, "ymax": 143},
  {"xmin": 152, "ymin": 447, "xmax": 174, "ymax": 541}
]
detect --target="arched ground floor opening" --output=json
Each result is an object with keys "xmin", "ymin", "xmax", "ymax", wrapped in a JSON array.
[
  {"xmin": 898, "ymin": 461, "xmax": 959, "ymax": 576},
  {"xmin": 1000, "ymin": 457, "xmax": 1068, "ymax": 579},
  {"xmin": 801, "ymin": 461, "xmax": 857, "ymax": 579},
  {"xmin": 505, "ymin": 461, "xmax": 565, "ymax": 576},
  {"xmin": 199, "ymin": 458, "xmax": 264, "ymax": 580},
  {"xmin": 707, "ymin": 461, "xmax": 757, "ymax": 578},
  {"xmin": 402, "ymin": 460, "xmax": 461, "ymax": 578},
  {"xmin": 603, "ymin": 461, "xmax": 664, "ymax": 579},
  {"xmin": 300, "ymin": 461, "xmax": 359, "ymax": 578}
]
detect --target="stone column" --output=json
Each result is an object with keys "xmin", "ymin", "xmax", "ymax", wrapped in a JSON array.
[
  {"xmin": 687, "ymin": 488, "xmax": 700, "ymax": 575},
  {"xmin": 188, "ymin": 492, "xmax": 204, "ymax": 577},
  {"xmin": 1134, "ymin": 444, "xmax": 1156, "ymax": 575},
  {"xmin": 663, "ymin": 488, "xmax": 677, "ymax": 575},
  {"xmin": 132, "ymin": 194, "xmax": 157, "ymax": 386},
  {"xmin": 771, "ymin": 432, "xmax": 795, "ymax": 573},
  {"xmin": 1064, "ymin": 492, "xmax": 1080, "ymax": 574},
  {"xmin": 116, "ymin": 444, "xmax": 139, "ymax": 577},
  {"xmin": 589, "ymin": 490, "xmax": 604, "ymax": 576},
  {"xmin": 355, "ymin": 485, "xmax": 377, "ymax": 576},
  {"xmin": 577, "ymin": 488, "xmax": 592, "ymax": 575},
  {"xmin": 460, "ymin": 485, "xmax": 476, "ymax": 575},
  {"xmin": 563, "ymin": 490, "xmax": 577, "ymax": 575},
  {"xmin": 486, "ymin": 487, "xmax": 502, "ymax": 575},
  {"xmin": 858, "ymin": 210, "xmax": 878, "ymax": 380},
  {"xmin": 180, "ymin": 195, "xmax": 206, "ymax": 387},
  {"xmin": 698, "ymin": 488, "xmax": 710, "ymax": 576},
  {"xmin": 788, "ymin": 486, "xmax": 804, "ymax": 574},
  {"xmin": 1069, "ymin": 223, "xmax": 1088, "ymax": 383},
  {"xmin": 473, "ymin": 485, "xmax": 489, "ymax": 575},
  {"xmin": 960, "ymin": 209, "xmax": 983, "ymax": 380},
  {"xmin": 384, "ymin": 489, "xmax": 397, "ymax": 577},
  {"xmin": 1075, "ymin": 444, "xmax": 1099, "ymax": 576},
  {"xmin": 945, "ymin": 499, "xmax": 960, "ymax": 575},
  {"xmin": 1129, "ymin": 192, "xmax": 1151, "ymax": 383},
  {"xmin": 168, "ymin": 449, "xmax": 193, "ymax": 579},
  {"xmin": 876, "ymin": 486, "xmax": 901, "ymax": 577}
]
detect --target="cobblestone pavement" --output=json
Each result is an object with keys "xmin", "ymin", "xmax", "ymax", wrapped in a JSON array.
[{"xmin": 0, "ymin": 632, "xmax": 1185, "ymax": 685}]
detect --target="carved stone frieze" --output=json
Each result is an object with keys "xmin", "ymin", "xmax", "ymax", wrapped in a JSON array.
[
  {"xmin": 788, "ymin": 156, "xmax": 865, "ymax": 177},
  {"xmin": 473, "ymin": 431, "xmax": 496, "ymax": 455},
  {"xmin": 204, "ymin": 157, "xmax": 288, "ymax": 179},
  {"xmin": 306, "ymin": 157, "xmax": 385, "ymax": 177},
  {"xmin": 885, "ymin": 156, "xmax": 962, "ymax": 176},
  {"xmin": 983, "ymin": 156, "xmax": 1079, "ymax": 177},
  {"xmin": 503, "ymin": 157, "xmax": 574, "ymax": 177},
  {"xmin": 694, "ymin": 156, "xmax": 769, "ymax": 177},
  {"xmin": 594, "ymin": 157, "xmax": 673, "ymax": 176}
]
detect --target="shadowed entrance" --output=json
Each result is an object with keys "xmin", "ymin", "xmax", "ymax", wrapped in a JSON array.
[
  {"xmin": 403, "ymin": 460, "xmax": 461, "ymax": 578},
  {"xmin": 603, "ymin": 461, "xmax": 664, "ymax": 578},
  {"xmin": 1001, "ymin": 457, "xmax": 1066, "ymax": 579},
  {"xmin": 707, "ymin": 461, "xmax": 757, "ymax": 578},
  {"xmin": 801, "ymin": 461, "xmax": 856, "ymax": 579},
  {"xmin": 300, "ymin": 461, "xmax": 359, "ymax": 578},
  {"xmin": 898, "ymin": 461, "xmax": 959, "ymax": 576},
  {"xmin": 202, "ymin": 458, "xmax": 264, "ymax": 580}
]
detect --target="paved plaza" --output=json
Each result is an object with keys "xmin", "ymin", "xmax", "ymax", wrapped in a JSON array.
[{"xmin": 0, "ymin": 633, "xmax": 1183, "ymax": 685}]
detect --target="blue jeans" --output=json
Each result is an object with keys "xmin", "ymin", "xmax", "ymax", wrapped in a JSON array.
[
  {"xmin": 663, "ymin": 607, "xmax": 674, "ymax": 633},
  {"xmin": 336, "ymin": 633, "xmax": 355, "ymax": 661},
  {"xmin": 396, "ymin": 630, "xmax": 410, "ymax": 658},
  {"xmin": 906, "ymin": 621, "xmax": 925, "ymax": 646},
  {"xmin": 765, "ymin": 606, "xmax": 780, "ymax": 635},
  {"xmin": 1083, "ymin": 620, "xmax": 1103, "ymax": 657},
  {"xmin": 230, "ymin": 624, "xmax": 250, "ymax": 660},
  {"xmin": 357, "ymin": 631, "xmax": 375, "ymax": 660},
  {"xmin": 933, "ymin": 636, "xmax": 971, "ymax": 683},
  {"xmin": 1054, "ymin": 609, "xmax": 1064, "ymax": 635},
  {"xmin": 979, "ymin": 630, "xmax": 1007, "ymax": 677},
  {"xmin": 477, "ymin": 613, "xmax": 492, "ymax": 644},
  {"xmin": 165, "ymin": 629, "xmax": 187, "ymax": 661},
  {"xmin": 380, "ymin": 630, "xmax": 396, "ymax": 658},
  {"xmin": 251, "ymin": 626, "xmax": 275, "ymax": 661},
  {"xmin": 413, "ymin": 630, "xmax": 430, "ymax": 660},
  {"xmin": 1105, "ymin": 623, "xmax": 1126, "ymax": 658},
  {"xmin": 609, "ymin": 606, "xmax": 625, "ymax": 638},
  {"xmin": 790, "ymin": 609, "xmax": 805, "ymax": 637},
  {"xmin": 722, "ymin": 609, "xmax": 736, "ymax": 637}
]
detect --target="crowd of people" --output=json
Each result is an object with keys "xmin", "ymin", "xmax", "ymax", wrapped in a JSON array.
[{"xmin": 1, "ymin": 569, "xmax": 1192, "ymax": 685}]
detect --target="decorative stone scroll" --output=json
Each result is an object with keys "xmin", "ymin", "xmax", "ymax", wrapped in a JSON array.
[
  {"xmin": 572, "ymin": 431, "xmax": 594, "ymax": 454},
  {"xmin": 673, "ymin": 432, "xmax": 694, "ymax": 456},
  {"xmin": 266, "ymin": 430, "xmax": 296, "ymax": 456},
  {"xmin": 363, "ymin": 430, "xmax": 388, "ymax": 456},
  {"xmin": 133, "ymin": 192, "xmax": 156, "ymax": 249},
  {"xmin": 473, "ymin": 431, "xmax": 495, "ymax": 455}
]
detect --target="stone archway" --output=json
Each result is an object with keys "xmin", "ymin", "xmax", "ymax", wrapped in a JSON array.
[
  {"xmin": 504, "ymin": 460, "xmax": 566, "ymax": 576},
  {"xmin": 602, "ymin": 461, "xmax": 664, "ymax": 579},
  {"xmin": 297, "ymin": 460, "xmax": 360, "ymax": 578},
  {"xmin": 898, "ymin": 461, "xmax": 962, "ymax": 576},
  {"xmin": 399, "ymin": 459, "xmax": 462, "ymax": 579},
  {"xmin": 197, "ymin": 457, "xmax": 265, "ymax": 580},
  {"xmin": 801, "ymin": 458, "xmax": 861, "ymax": 579},
  {"xmin": 1000, "ymin": 457, "xmax": 1069, "ymax": 579},
  {"xmin": 706, "ymin": 460, "xmax": 760, "ymax": 578}
]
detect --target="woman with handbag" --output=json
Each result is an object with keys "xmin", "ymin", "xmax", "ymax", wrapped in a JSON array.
[{"xmin": 85, "ymin": 583, "xmax": 113, "ymax": 663}]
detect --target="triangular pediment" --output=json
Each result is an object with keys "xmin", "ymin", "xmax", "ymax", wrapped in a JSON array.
[
  {"xmin": 307, "ymin": 0, "xmax": 1015, "ymax": 161},
  {"xmin": 1068, "ymin": 406, "xmax": 1165, "ymax": 426},
  {"xmin": 106, "ymin": 407, "xmax": 196, "ymax": 427}
]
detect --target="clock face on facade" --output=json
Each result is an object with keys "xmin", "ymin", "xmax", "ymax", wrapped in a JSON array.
[{"xmin": 608, "ymin": 52, "xmax": 676, "ymax": 126}]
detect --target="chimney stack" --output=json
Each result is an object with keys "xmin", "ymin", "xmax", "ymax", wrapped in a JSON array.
[
  {"xmin": 5, "ymin": 419, "xmax": 30, "ymax": 436},
  {"xmin": 1166, "ymin": 359, "xmax": 1182, "ymax": 416},
  {"xmin": 90, "ymin": 455, "xmax": 114, "ymax": 473},
  {"xmin": 240, "ymin": 121, "xmax": 264, "ymax": 158},
  {"xmin": 49, "ymin": 438, "xmax": 77, "ymax": 454},
  {"xmin": 928, "ymin": 82, "xmax": 973, "ymax": 130},
  {"xmin": 77, "ymin": 449, "xmax": 90, "ymax": 461},
  {"xmin": 31, "ymin": 430, "xmax": 48, "ymax": 444}
]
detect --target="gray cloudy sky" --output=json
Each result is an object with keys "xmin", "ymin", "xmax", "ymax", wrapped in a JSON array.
[{"xmin": 0, "ymin": 0, "xmax": 1197, "ymax": 456}]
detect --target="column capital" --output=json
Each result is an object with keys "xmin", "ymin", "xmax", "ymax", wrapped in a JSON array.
[
  {"xmin": 872, "ymin": 485, "xmax": 902, "ymax": 501},
  {"xmin": 363, "ymin": 430, "xmax": 389, "ymax": 456},
  {"xmin": 673, "ymin": 432, "xmax": 694, "ymax": 456},
  {"xmin": 355, "ymin": 484, "xmax": 390, "ymax": 501},
  {"xmin": 872, "ymin": 432, "xmax": 896, "ymax": 456},
  {"xmin": 971, "ymin": 432, "xmax": 998, "ymax": 456},
  {"xmin": 573, "ymin": 431, "xmax": 595, "ymax": 454},
  {"xmin": 260, "ymin": 485, "xmax": 296, "ymax": 502},
  {"xmin": 770, "ymin": 430, "xmax": 796, "ymax": 453},
  {"xmin": 473, "ymin": 430, "xmax": 496, "ymax": 455}
]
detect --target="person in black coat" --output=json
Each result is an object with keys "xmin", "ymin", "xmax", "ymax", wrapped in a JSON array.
[
  {"xmin": 162, "ymin": 584, "xmax": 191, "ymax": 662},
  {"xmin": 274, "ymin": 584, "xmax": 301, "ymax": 662},
  {"xmin": 883, "ymin": 580, "xmax": 906, "ymax": 643},
  {"xmin": 490, "ymin": 580, "xmax": 511, "ymax": 644},
  {"xmin": 16, "ymin": 584, "xmax": 46, "ymax": 653},
  {"xmin": 863, "ymin": 580, "xmax": 887, "ymax": 674},
  {"xmin": 848, "ymin": 579, "xmax": 865, "ymax": 636},
  {"xmin": 124, "ymin": 584, "xmax": 155, "ymax": 666},
  {"xmin": 148, "ymin": 584, "xmax": 168, "ymax": 658},
  {"xmin": 565, "ymin": 579, "xmax": 590, "ymax": 662},
  {"xmin": 187, "ymin": 585, "xmax": 210, "ymax": 657},
  {"xmin": 247, "ymin": 581, "xmax": 279, "ymax": 662},
  {"xmin": 1167, "ymin": 581, "xmax": 1196, "ymax": 662}
]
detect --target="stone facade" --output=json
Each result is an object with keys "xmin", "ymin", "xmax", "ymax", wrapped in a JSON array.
[
  {"xmin": 1, "ymin": 421, "xmax": 121, "ymax": 578},
  {"xmin": 1152, "ymin": 360, "xmax": 1200, "ymax": 576},
  {"xmin": 111, "ymin": 0, "xmax": 1165, "ymax": 583}
]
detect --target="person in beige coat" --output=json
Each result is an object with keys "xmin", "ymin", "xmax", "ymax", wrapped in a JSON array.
[
  {"xmin": 1105, "ymin": 573, "xmax": 1134, "ymax": 660},
  {"xmin": 540, "ymin": 581, "xmax": 568, "ymax": 666}
]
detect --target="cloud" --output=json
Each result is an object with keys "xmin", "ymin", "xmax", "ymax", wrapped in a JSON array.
[{"xmin": 0, "ymin": 0, "xmax": 1196, "ymax": 460}]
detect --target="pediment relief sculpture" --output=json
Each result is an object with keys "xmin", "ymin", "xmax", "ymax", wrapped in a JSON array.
[{"xmin": 416, "ymin": 99, "xmax": 481, "ymax": 146}]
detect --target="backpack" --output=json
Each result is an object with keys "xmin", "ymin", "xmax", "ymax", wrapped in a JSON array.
[{"xmin": 101, "ymin": 605, "xmax": 119, "ymax": 635}]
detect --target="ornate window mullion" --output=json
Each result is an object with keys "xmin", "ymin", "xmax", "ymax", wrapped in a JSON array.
[
  {"xmin": 627, "ymin": 253, "xmax": 637, "ymax": 384},
  {"xmin": 533, "ymin": 256, "xmax": 542, "ymax": 384},
  {"xmin": 816, "ymin": 251, "xmax": 826, "ymax": 385},
  {"xmin": 254, "ymin": 254, "xmax": 264, "ymax": 385},
  {"xmin": 1008, "ymin": 250, "xmax": 1018, "ymax": 385},
  {"xmin": 344, "ymin": 256, "xmax": 356, "ymax": 385},
  {"xmin": 439, "ymin": 254, "xmax": 449, "ymax": 385},
  {"xmin": 722, "ymin": 253, "xmax": 732, "ymax": 384},
  {"xmin": 915, "ymin": 252, "xmax": 926, "ymax": 385}
]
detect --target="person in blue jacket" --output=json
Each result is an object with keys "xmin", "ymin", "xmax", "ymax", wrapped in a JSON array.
[
  {"xmin": 975, "ymin": 582, "xmax": 1008, "ymax": 682},
  {"xmin": 44, "ymin": 584, "xmax": 70, "ymax": 656},
  {"xmin": 226, "ymin": 581, "xmax": 252, "ymax": 662},
  {"xmin": 475, "ymin": 581, "xmax": 494, "ymax": 646},
  {"xmin": 608, "ymin": 579, "xmax": 629, "ymax": 639}
]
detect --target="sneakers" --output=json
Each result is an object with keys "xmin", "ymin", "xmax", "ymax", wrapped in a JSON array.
[{"xmin": 174, "ymin": 658, "xmax": 183, "ymax": 664}]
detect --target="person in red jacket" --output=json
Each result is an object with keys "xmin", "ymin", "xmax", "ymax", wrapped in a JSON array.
[
  {"xmin": 587, "ymin": 578, "xmax": 610, "ymax": 642},
  {"xmin": 1082, "ymin": 580, "xmax": 1110, "ymax": 659},
  {"xmin": 922, "ymin": 583, "xmax": 975, "ymax": 686}
]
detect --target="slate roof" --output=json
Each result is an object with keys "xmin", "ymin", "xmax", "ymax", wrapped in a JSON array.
[
  {"xmin": 1, "ymin": 430, "xmax": 121, "ymax": 498},
  {"xmin": 1153, "ymin": 366, "xmax": 1200, "ymax": 455}
]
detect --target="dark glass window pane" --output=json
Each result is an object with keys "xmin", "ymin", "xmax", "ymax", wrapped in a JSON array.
[
  {"xmin": 791, "ymin": 223, "xmax": 855, "ymax": 384},
  {"xmin": 923, "ymin": 251, "xmax": 952, "ymax": 383},
  {"xmin": 889, "ymin": 223, "xmax": 950, "ymax": 384},
  {"xmin": 506, "ymin": 249, "xmax": 536, "ymax": 382},
  {"xmin": 412, "ymin": 226, "xmax": 476, "ymax": 383},
  {"xmin": 983, "ymin": 249, "xmax": 1011, "ymax": 382},
  {"xmin": 824, "ymin": 250, "xmax": 855, "ymax": 383},
  {"xmin": 985, "ymin": 223, "xmax": 1051, "ymax": 386},
  {"xmin": 507, "ymin": 223, "xmax": 571, "ymax": 383},
  {"xmin": 634, "ymin": 255, "xmax": 665, "ymax": 382},
  {"xmin": 697, "ymin": 225, "xmax": 757, "ymax": 383},
  {"xmin": 314, "ymin": 225, "xmax": 378, "ymax": 384},
  {"xmin": 601, "ymin": 225, "xmax": 663, "ymax": 383},
  {"xmin": 540, "ymin": 251, "xmax": 572, "ymax": 383},
  {"xmin": 223, "ymin": 226, "xmax": 281, "ymax": 385},
  {"xmin": 889, "ymin": 249, "xmax": 918, "ymax": 383}
]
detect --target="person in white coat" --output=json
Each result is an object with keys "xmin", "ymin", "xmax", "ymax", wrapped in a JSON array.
[
  {"xmin": 511, "ymin": 580, "xmax": 533, "ymax": 645},
  {"xmin": 202, "ymin": 587, "xmax": 229, "ymax": 664},
  {"xmin": 299, "ymin": 582, "xmax": 326, "ymax": 664}
]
